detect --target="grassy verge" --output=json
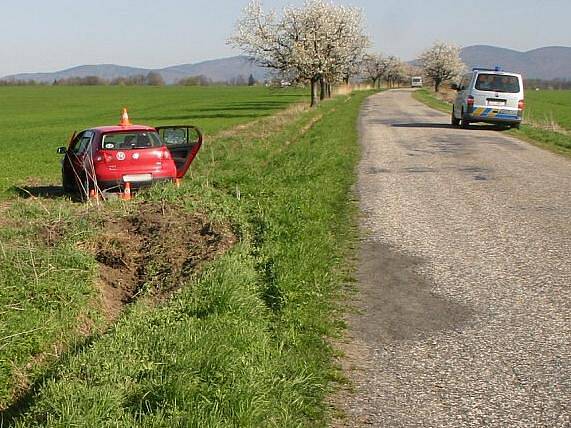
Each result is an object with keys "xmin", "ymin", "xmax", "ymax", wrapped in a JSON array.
[
  {"xmin": 0, "ymin": 202, "xmax": 102, "ymax": 408},
  {"xmin": 412, "ymin": 88, "xmax": 571, "ymax": 158},
  {"xmin": 412, "ymin": 88, "xmax": 451, "ymax": 114},
  {"xmin": 0, "ymin": 86, "xmax": 307, "ymax": 410},
  {"xmin": 3, "ymin": 90, "xmax": 374, "ymax": 426}
]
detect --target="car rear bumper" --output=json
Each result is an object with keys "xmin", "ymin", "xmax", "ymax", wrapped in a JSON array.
[{"xmin": 96, "ymin": 177, "xmax": 175, "ymax": 191}]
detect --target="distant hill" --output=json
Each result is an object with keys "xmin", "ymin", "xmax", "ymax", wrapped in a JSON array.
[
  {"xmin": 460, "ymin": 45, "xmax": 571, "ymax": 80},
  {"xmin": 5, "ymin": 46, "xmax": 570, "ymax": 84},
  {"xmin": 160, "ymin": 57, "xmax": 268, "ymax": 84},
  {"xmin": 2, "ymin": 56, "xmax": 269, "ymax": 84}
]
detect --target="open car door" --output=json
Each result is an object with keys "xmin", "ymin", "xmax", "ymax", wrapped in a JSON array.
[{"xmin": 156, "ymin": 126, "xmax": 203, "ymax": 178}]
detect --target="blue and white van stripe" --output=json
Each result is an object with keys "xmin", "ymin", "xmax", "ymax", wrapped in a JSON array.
[{"xmin": 472, "ymin": 107, "xmax": 519, "ymax": 119}]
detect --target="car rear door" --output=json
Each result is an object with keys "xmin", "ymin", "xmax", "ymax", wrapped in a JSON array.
[{"xmin": 155, "ymin": 126, "xmax": 203, "ymax": 178}]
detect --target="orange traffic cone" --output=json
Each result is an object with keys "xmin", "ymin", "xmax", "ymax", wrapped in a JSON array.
[
  {"xmin": 119, "ymin": 108, "xmax": 131, "ymax": 126},
  {"xmin": 89, "ymin": 188, "xmax": 99, "ymax": 201},
  {"xmin": 122, "ymin": 182, "xmax": 132, "ymax": 200}
]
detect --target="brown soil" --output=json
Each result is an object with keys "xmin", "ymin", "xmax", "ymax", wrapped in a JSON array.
[
  {"xmin": 2, "ymin": 200, "xmax": 234, "ymax": 413},
  {"xmin": 92, "ymin": 201, "xmax": 235, "ymax": 321}
]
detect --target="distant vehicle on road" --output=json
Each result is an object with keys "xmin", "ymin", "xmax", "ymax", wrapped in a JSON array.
[
  {"xmin": 451, "ymin": 67, "xmax": 524, "ymax": 129},
  {"xmin": 57, "ymin": 109, "xmax": 202, "ymax": 197},
  {"xmin": 411, "ymin": 76, "xmax": 423, "ymax": 87}
]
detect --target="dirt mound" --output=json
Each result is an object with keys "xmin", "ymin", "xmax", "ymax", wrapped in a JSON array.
[{"xmin": 94, "ymin": 201, "xmax": 235, "ymax": 320}]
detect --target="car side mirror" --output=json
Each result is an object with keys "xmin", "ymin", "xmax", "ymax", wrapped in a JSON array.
[
  {"xmin": 450, "ymin": 83, "xmax": 459, "ymax": 91},
  {"xmin": 57, "ymin": 147, "xmax": 67, "ymax": 154}
]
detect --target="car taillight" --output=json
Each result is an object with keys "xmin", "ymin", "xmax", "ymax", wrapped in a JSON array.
[
  {"xmin": 518, "ymin": 99, "xmax": 525, "ymax": 110},
  {"xmin": 94, "ymin": 152, "xmax": 114, "ymax": 163},
  {"xmin": 467, "ymin": 95, "xmax": 474, "ymax": 106}
]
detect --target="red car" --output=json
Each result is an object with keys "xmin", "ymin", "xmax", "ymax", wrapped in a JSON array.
[{"xmin": 57, "ymin": 110, "xmax": 202, "ymax": 195}]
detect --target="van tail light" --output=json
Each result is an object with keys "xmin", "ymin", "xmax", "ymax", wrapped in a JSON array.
[
  {"xmin": 94, "ymin": 152, "xmax": 114, "ymax": 163},
  {"xmin": 466, "ymin": 95, "xmax": 475, "ymax": 113},
  {"xmin": 518, "ymin": 99, "xmax": 525, "ymax": 110}
]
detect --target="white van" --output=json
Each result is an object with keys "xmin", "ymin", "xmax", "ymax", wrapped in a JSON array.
[
  {"xmin": 411, "ymin": 76, "xmax": 423, "ymax": 87},
  {"xmin": 451, "ymin": 68, "xmax": 524, "ymax": 129}
]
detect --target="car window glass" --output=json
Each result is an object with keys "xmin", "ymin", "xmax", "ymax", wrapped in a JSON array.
[
  {"xmin": 71, "ymin": 131, "xmax": 93, "ymax": 155},
  {"xmin": 162, "ymin": 128, "xmax": 188, "ymax": 146},
  {"xmin": 475, "ymin": 74, "xmax": 520, "ymax": 93},
  {"xmin": 102, "ymin": 132, "xmax": 162, "ymax": 150}
]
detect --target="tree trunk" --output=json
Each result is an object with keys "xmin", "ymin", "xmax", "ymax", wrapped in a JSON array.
[
  {"xmin": 310, "ymin": 77, "xmax": 319, "ymax": 107},
  {"xmin": 326, "ymin": 83, "xmax": 332, "ymax": 98},
  {"xmin": 435, "ymin": 79, "xmax": 441, "ymax": 92},
  {"xmin": 320, "ymin": 77, "xmax": 326, "ymax": 101}
]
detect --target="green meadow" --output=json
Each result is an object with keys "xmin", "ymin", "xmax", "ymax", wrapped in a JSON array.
[
  {"xmin": 0, "ymin": 86, "xmax": 307, "ymax": 195},
  {"xmin": 525, "ymin": 89, "xmax": 571, "ymax": 130},
  {"xmin": 0, "ymin": 85, "xmax": 373, "ymax": 426}
]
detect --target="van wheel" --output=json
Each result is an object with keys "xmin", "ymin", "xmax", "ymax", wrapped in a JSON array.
[
  {"xmin": 451, "ymin": 108, "xmax": 460, "ymax": 127},
  {"xmin": 460, "ymin": 109, "xmax": 470, "ymax": 129}
]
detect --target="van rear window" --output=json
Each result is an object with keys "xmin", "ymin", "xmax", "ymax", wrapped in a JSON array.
[
  {"xmin": 475, "ymin": 74, "xmax": 520, "ymax": 93},
  {"xmin": 102, "ymin": 132, "xmax": 163, "ymax": 150}
]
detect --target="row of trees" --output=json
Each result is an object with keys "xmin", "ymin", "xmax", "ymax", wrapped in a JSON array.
[
  {"xmin": 525, "ymin": 78, "xmax": 571, "ymax": 90},
  {"xmin": 0, "ymin": 72, "xmax": 168, "ymax": 87},
  {"xmin": 0, "ymin": 73, "xmax": 261, "ymax": 87},
  {"xmin": 362, "ymin": 54, "xmax": 411, "ymax": 88},
  {"xmin": 230, "ymin": 1, "xmax": 467, "ymax": 104},
  {"xmin": 229, "ymin": 0, "xmax": 369, "ymax": 106}
]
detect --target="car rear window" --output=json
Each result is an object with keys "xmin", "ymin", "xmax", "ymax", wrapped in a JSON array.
[
  {"xmin": 101, "ymin": 132, "xmax": 163, "ymax": 150},
  {"xmin": 475, "ymin": 74, "xmax": 520, "ymax": 93}
]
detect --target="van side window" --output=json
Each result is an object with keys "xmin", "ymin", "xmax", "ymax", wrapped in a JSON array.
[{"xmin": 460, "ymin": 75, "xmax": 471, "ymax": 91}]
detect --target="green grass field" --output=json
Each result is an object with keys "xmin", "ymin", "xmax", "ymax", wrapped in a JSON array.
[
  {"xmin": 0, "ymin": 85, "xmax": 373, "ymax": 426},
  {"xmin": 0, "ymin": 86, "xmax": 307, "ymax": 195},
  {"xmin": 413, "ymin": 88, "xmax": 571, "ymax": 157},
  {"xmin": 525, "ymin": 90, "xmax": 571, "ymax": 130}
]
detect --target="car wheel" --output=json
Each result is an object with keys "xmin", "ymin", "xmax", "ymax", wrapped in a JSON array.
[
  {"xmin": 511, "ymin": 123, "xmax": 521, "ymax": 130},
  {"xmin": 62, "ymin": 172, "xmax": 76, "ymax": 193},
  {"xmin": 74, "ymin": 174, "xmax": 92, "ymax": 201},
  {"xmin": 451, "ymin": 108, "xmax": 460, "ymax": 127}
]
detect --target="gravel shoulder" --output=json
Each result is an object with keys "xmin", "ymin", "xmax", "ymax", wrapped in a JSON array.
[{"xmin": 334, "ymin": 89, "xmax": 571, "ymax": 427}]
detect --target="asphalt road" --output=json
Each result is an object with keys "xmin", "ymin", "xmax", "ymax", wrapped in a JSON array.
[{"xmin": 337, "ymin": 90, "xmax": 570, "ymax": 427}]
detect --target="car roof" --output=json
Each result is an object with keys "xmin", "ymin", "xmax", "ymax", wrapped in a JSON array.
[{"xmin": 90, "ymin": 124, "xmax": 156, "ymax": 133}]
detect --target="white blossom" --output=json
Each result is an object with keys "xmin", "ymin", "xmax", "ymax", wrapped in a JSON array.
[
  {"xmin": 362, "ymin": 54, "xmax": 407, "ymax": 88},
  {"xmin": 418, "ymin": 42, "xmax": 465, "ymax": 92},
  {"xmin": 228, "ymin": 0, "xmax": 369, "ymax": 105}
]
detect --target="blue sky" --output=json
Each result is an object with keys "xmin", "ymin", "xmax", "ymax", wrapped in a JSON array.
[{"xmin": 2, "ymin": 0, "xmax": 570, "ymax": 76}]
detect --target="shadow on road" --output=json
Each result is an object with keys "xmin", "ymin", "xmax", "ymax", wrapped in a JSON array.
[
  {"xmin": 392, "ymin": 123, "xmax": 510, "ymax": 131},
  {"xmin": 392, "ymin": 123, "xmax": 453, "ymax": 129}
]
